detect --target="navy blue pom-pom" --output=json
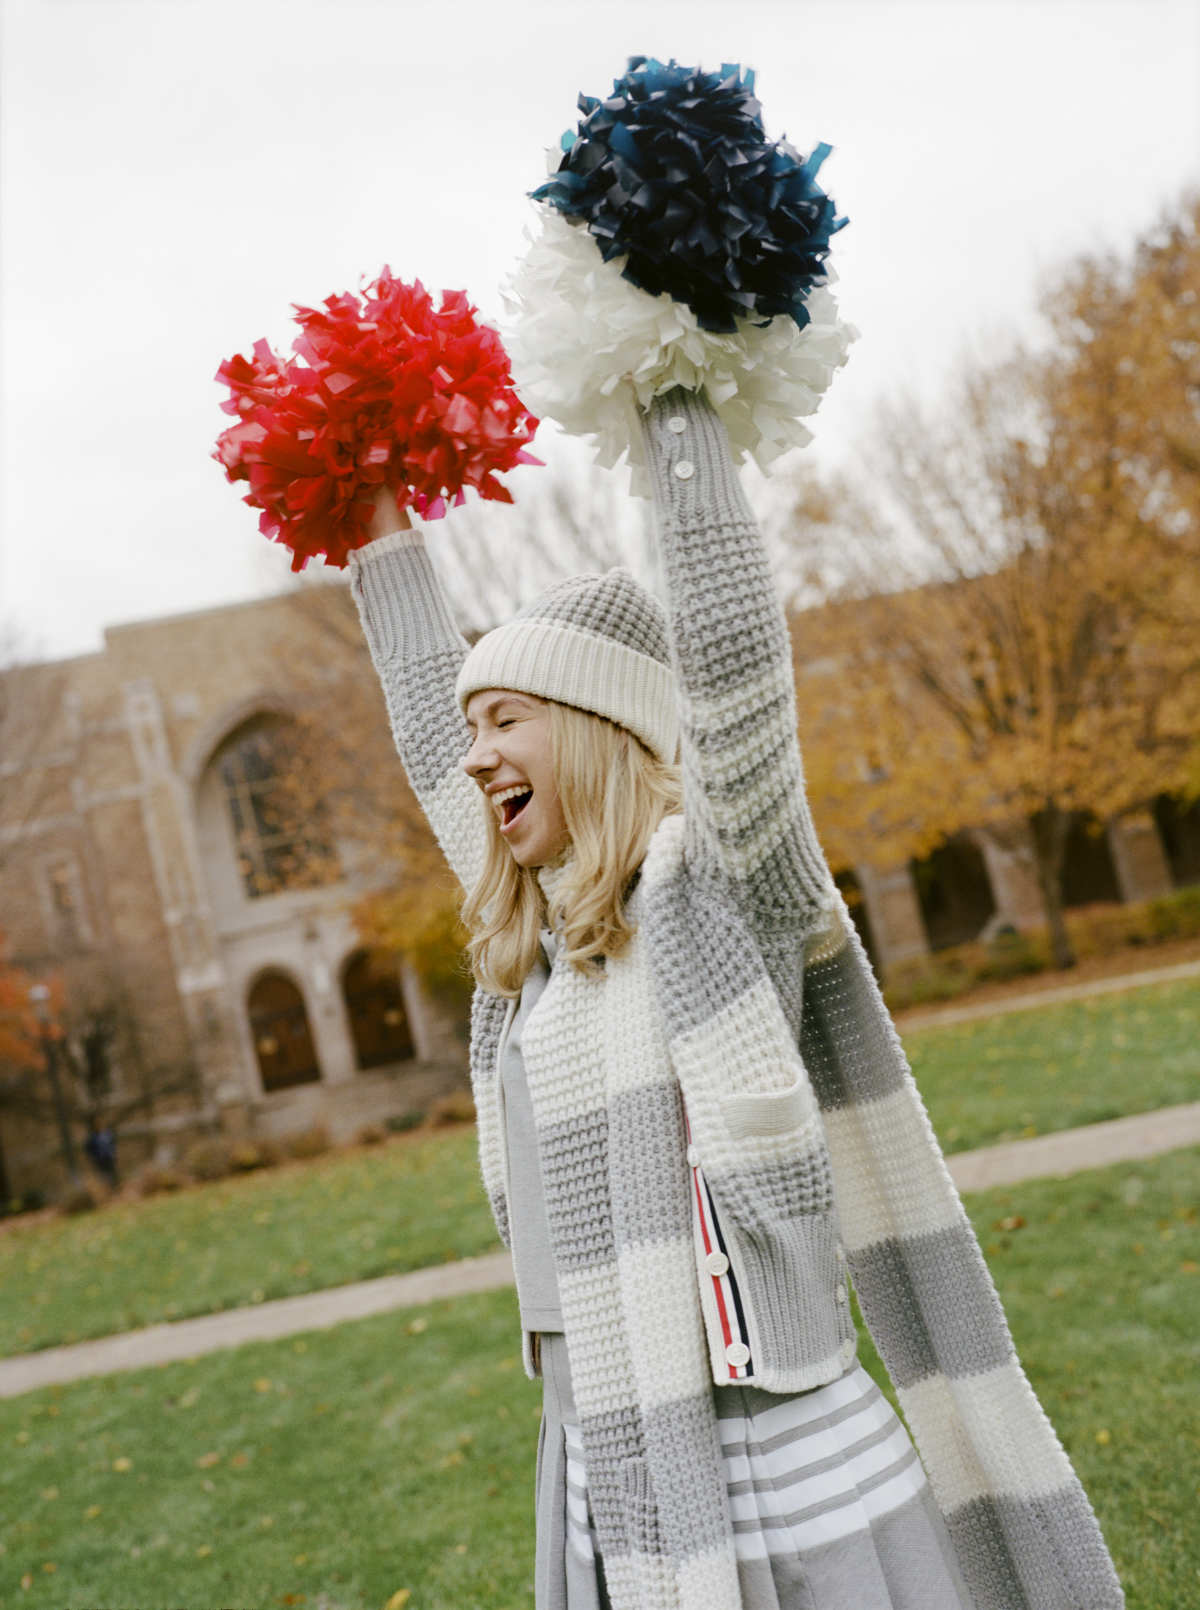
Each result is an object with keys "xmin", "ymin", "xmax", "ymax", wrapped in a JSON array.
[{"xmin": 532, "ymin": 57, "xmax": 848, "ymax": 334}]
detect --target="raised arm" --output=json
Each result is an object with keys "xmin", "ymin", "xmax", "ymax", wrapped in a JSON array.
[
  {"xmin": 347, "ymin": 500, "xmax": 485, "ymax": 893},
  {"xmin": 640, "ymin": 386, "xmax": 834, "ymax": 931}
]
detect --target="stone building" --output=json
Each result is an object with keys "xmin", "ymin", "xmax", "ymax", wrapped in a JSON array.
[
  {"xmin": 4, "ymin": 578, "xmax": 1199, "ymax": 1202},
  {"xmin": 1, "ymin": 584, "xmax": 466, "ymax": 1204}
]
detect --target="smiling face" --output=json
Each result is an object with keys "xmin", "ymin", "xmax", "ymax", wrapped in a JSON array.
[{"xmin": 462, "ymin": 689, "xmax": 570, "ymax": 869}]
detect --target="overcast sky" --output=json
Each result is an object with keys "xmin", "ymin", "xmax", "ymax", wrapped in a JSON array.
[{"xmin": 2, "ymin": 0, "xmax": 1197, "ymax": 662}]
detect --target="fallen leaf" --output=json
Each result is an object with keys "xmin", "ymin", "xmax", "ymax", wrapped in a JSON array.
[
  {"xmin": 405, "ymin": 1318, "xmax": 428, "ymax": 1336},
  {"xmin": 112, "ymin": 1457, "xmax": 132, "ymax": 1472},
  {"xmin": 1180, "ymin": 1261, "xmax": 1198, "ymax": 1274},
  {"xmin": 1095, "ymin": 1428, "xmax": 1112, "ymax": 1445},
  {"xmin": 384, "ymin": 1593, "xmax": 412, "ymax": 1610},
  {"xmin": 254, "ymin": 1378, "xmax": 273, "ymax": 1393},
  {"xmin": 230, "ymin": 1452, "xmax": 250, "ymax": 1468},
  {"xmin": 993, "ymin": 1215, "xmax": 1026, "ymax": 1232},
  {"xmin": 20, "ymin": 1573, "xmax": 32, "ymax": 1591},
  {"xmin": 196, "ymin": 1543, "xmax": 212, "ymax": 1557},
  {"xmin": 195, "ymin": 1452, "xmax": 221, "ymax": 1469},
  {"xmin": 85, "ymin": 1505, "xmax": 102, "ymax": 1519}
]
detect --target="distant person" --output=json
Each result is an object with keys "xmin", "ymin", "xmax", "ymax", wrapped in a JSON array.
[{"xmin": 83, "ymin": 1118, "xmax": 118, "ymax": 1188}]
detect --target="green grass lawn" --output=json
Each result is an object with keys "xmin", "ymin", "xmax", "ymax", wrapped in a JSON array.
[
  {"xmin": 1, "ymin": 1147, "xmax": 1196, "ymax": 1610},
  {"xmin": 3, "ymin": 975, "xmax": 1196, "ymax": 1359},
  {"xmin": 0, "ymin": 1129, "xmax": 494, "ymax": 1358},
  {"xmin": 907, "ymin": 975, "xmax": 1199, "ymax": 1153}
]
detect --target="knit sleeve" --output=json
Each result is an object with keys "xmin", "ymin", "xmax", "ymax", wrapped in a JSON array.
[
  {"xmin": 639, "ymin": 385, "xmax": 834, "ymax": 928},
  {"xmin": 347, "ymin": 530, "xmax": 485, "ymax": 892}
]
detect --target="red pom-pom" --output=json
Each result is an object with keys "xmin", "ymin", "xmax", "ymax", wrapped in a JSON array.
[{"xmin": 214, "ymin": 272, "xmax": 540, "ymax": 570}]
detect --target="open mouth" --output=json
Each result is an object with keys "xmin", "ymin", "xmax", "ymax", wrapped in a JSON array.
[{"xmin": 493, "ymin": 784, "xmax": 533, "ymax": 829}]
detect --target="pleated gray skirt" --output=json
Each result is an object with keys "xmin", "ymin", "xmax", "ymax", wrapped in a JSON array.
[{"xmin": 534, "ymin": 1332, "xmax": 974, "ymax": 1610}]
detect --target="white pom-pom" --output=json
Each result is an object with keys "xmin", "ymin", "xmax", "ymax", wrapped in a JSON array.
[{"xmin": 502, "ymin": 209, "xmax": 859, "ymax": 495}]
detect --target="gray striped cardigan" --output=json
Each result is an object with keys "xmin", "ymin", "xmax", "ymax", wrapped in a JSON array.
[{"xmin": 349, "ymin": 386, "xmax": 1124, "ymax": 1610}]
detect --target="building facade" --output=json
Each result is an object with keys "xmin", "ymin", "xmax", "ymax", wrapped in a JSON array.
[{"xmin": 1, "ymin": 585, "xmax": 464, "ymax": 1203}]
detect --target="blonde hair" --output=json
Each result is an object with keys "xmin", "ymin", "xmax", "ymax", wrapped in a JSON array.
[{"xmin": 462, "ymin": 700, "xmax": 683, "ymax": 996}]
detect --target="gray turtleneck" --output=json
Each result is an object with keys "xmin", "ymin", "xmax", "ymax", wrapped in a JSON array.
[{"xmin": 500, "ymin": 927, "xmax": 564, "ymax": 1332}]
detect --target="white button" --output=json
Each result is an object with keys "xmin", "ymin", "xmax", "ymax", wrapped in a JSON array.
[
  {"xmin": 725, "ymin": 1341, "xmax": 750, "ymax": 1367},
  {"xmin": 705, "ymin": 1251, "xmax": 729, "ymax": 1277},
  {"xmin": 667, "ymin": 415, "xmax": 687, "ymax": 434},
  {"xmin": 686, "ymin": 1145, "xmax": 700, "ymax": 1168},
  {"xmin": 836, "ymin": 1282, "xmax": 848, "ymax": 1304},
  {"xmin": 673, "ymin": 460, "xmax": 694, "ymax": 480},
  {"xmin": 840, "ymin": 1338, "xmax": 856, "ymax": 1363}
]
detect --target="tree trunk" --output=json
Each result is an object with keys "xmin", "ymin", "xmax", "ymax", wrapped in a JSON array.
[{"xmin": 1030, "ymin": 805, "xmax": 1077, "ymax": 969}]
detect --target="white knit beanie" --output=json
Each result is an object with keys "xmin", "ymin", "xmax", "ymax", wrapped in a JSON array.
[{"xmin": 455, "ymin": 568, "xmax": 679, "ymax": 764}]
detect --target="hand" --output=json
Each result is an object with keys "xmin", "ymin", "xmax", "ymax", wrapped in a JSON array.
[{"xmin": 366, "ymin": 486, "xmax": 414, "ymax": 542}]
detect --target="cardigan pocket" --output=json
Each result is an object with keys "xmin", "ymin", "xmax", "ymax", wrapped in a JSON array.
[{"xmin": 720, "ymin": 1077, "xmax": 812, "ymax": 1142}]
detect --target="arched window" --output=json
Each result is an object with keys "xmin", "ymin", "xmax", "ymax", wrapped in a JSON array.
[
  {"xmin": 342, "ymin": 950, "xmax": 415, "ymax": 1070},
  {"xmin": 218, "ymin": 721, "xmax": 338, "ymax": 899},
  {"xmin": 248, "ymin": 970, "xmax": 321, "ymax": 1091}
]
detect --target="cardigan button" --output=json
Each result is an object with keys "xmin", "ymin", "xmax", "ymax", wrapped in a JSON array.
[
  {"xmin": 840, "ymin": 1337, "xmax": 856, "ymax": 1365},
  {"xmin": 705, "ymin": 1251, "xmax": 730, "ymax": 1277},
  {"xmin": 725, "ymin": 1341, "xmax": 750, "ymax": 1367},
  {"xmin": 667, "ymin": 415, "xmax": 687, "ymax": 434},
  {"xmin": 836, "ymin": 1282, "xmax": 848, "ymax": 1304},
  {"xmin": 686, "ymin": 1145, "xmax": 700, "ymax": 1168},
  {"xmin": 673, "ymin": 460, "xmax": 695, "ymax": 480}
]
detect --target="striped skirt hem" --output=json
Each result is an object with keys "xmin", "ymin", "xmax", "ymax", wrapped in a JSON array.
[{"xmin": 536, "ymin": 1334, "xmax": 972, "ymax": 1610}]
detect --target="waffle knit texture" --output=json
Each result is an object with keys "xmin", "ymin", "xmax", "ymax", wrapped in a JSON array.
[
  {"xmin": 455, "ymin": 567, "xmax": 680, "ymax": 764},
  {"xmin": 348, "ymin": 386, "xmax": 1125, "ymax": 1610}
]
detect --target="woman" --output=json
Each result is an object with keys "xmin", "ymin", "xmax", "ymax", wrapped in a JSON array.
[{"xmin": 349, "ymin": 388, "xmax": 1123, "ymax": 1610}]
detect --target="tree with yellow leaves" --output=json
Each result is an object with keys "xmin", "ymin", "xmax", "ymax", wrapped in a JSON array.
[{"xmin": 787, "ymin": 190, "xmax": 1200, "ymax": 968}]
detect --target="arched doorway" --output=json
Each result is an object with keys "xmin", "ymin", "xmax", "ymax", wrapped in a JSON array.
[
  {"xmin": 1060, "ymin": 812, "xmax": 1121, "ymax": 907},
  {"xmin": 911, "ymin": 833, "xmax": 997, "ymax": 951},
  {"xmin": 1153, "ymin": 793, "xmax": 1200, "ymax": 888},
  {"xmin": 342, "ymin": 950, "xmax": 415, "ymax": 1070},
  {"xmin": 248, "ymin": 971, "xmax": 321, "ymax": 1091}
]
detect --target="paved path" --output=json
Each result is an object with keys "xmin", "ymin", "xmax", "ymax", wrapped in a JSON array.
[
  {"xmin": 898, "ymin": 956, "xmax": 1200, "ymax": 1032},
  {"xmin": 5, "ymin": 1097, "xmax": 1200, "ymax": 1400}
]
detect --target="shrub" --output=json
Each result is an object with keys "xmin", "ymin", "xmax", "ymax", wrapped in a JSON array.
[
  {"xmin": 386, "ymin": 1110, "xmax": 425, "ymax": 1134},
  {"xmin": 60, "ymin": 1181, "xmax": 103, "ymax": 1215},
  {"xmin": 1065, "ymin": 902, "xmax": 1153, "ymax": 959},
  {"xmin": 1145, "ymin": 885, "xmax": 1200, "ymax": 942},
  {"xmin": 975, "ymin": 927, "xmax": 1049, "ymax": 982},
  {"xmin": 131, "ymin": 1163, "xmax": 187, "ymax": 1198},
  {"xmin": 882, "ymin": 954, "xmax": 972, "ymax": 1011},
  {"xmin": 228, "ymin": 1138, "xmax": 281, "ymax": 1173},
  {"xmin": 355, "ymin": 1122, "xmax": 388, "ymax": 1146},
  {"xmin": 427, "ymin": 1090, "xmax": 476, "ymax": 1127},
  {"xmin": 181, "ymin": 1138, "xmax": 232, "ymax": 1182},
  {"xmin": 285, "ymin": 1123, "xmax": 332, "ymax": 1160}
]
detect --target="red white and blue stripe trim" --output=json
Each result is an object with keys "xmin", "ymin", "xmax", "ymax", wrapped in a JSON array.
[{"xmin": 684, "ymin": 1109, "xmax": 754, "ymax": 1381}]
